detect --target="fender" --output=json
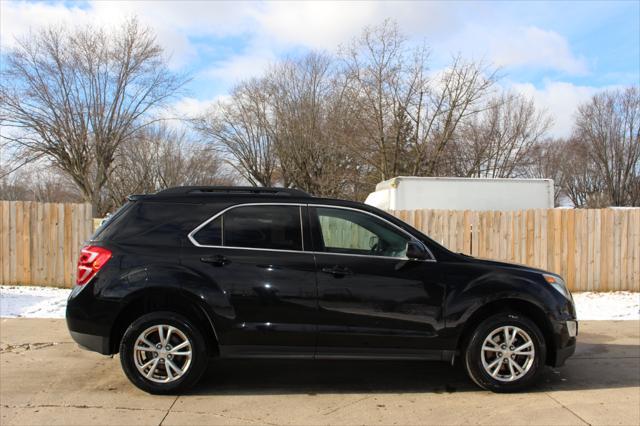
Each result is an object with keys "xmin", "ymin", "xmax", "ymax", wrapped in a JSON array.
[
  {"xmin": 103, "ymin": 263, "xmax": 233, "ymax": 350},
  {"xmin": 438, "ymin": 264, "xmax": 559, "ymax": 348},
  {"xmin": 143, "ymin": 263, "xmax": 235, "ymax": 333}
]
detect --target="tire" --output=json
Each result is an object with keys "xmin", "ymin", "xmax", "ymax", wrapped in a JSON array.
[
  {"xmin": 463, "ymin": 312, "xmax": 546, "ymax": 392},
  {"xmin": 119, "ymin": 311, "xmax": 208, "ymax": 394}
]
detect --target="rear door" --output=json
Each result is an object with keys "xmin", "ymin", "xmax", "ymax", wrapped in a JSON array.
[
  {"xmin": 310, "ymin": 205, "xmax": 445, "ymax": 357},
  {"xmin": 181, "ymin": 203, "xmax": 318, "ymax": 357}
]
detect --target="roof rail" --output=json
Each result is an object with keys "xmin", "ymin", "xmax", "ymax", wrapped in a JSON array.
[{"xmin": 155, "ymin": 186, "xmax": 312, "ymax": 197}]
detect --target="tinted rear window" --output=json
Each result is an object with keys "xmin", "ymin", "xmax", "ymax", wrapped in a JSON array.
[
  {"xmin": 193, "ymin": 205, "xmax": 303, "ymax": 251},
  {"xmin": 97, "ymin": 201, "xmax": 216, "ymax": 246},
  {"xmin": 193, "ymin": 216, "xmax": 222, "ymax": 246},
  {"xmin": 92, "ymin": 201, "xmax": 134, "ymax": 241},
  {"xmin": 224, "ymin": 205, "xmax": 301, "ymax": 251}
]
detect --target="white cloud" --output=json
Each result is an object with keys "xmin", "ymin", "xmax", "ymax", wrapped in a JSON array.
[
  {"xmin": 254, "ymin": 6, "xmax": 589, "ymax": 77},
  {"xmin": 0, "ymin": 1, "xmax": 253, "ymax": 69},
  {"xmin": 154, "ymin": 95, "xmax": 227, "ymax": 134},
  {"xmin": 256, "ymin": 1, "xmax": 458, "ymax": 50},
  {"xmin": 509, "ymin": 81, "xmax": 617, "ymax": 137},
  {"xmin": 488, "ymin": 27, "xmax": 587, "ymax": 74},
  {"xmin": 1, "ymin": 1, "xmax": 588, "ymax": 78},
  {"xmin": 0, "ymin": 1, "xmax": 89, "ymax": 47},
  {"xmin": 257, "ymin": 2, "xmax": 375, "ymax": 50},
  {"xmin": 170, "ymin": 96, "xmax": 226, "ymax": 120},
  {"xmin": 1, "ymin": 1, "xmax": 462, "ymax": 69},
  {"xmin": 201, "ymin": 49, "xmax": 277, "ymax": 86},
  {"xmin": 432, "ymin": 23, "xmax": 588, "ymax": 76}
]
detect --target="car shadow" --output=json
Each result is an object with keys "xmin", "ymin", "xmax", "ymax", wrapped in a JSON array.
[{"xmin": 186, "ymin": 341, "xmax": 640, "ymax": 396}]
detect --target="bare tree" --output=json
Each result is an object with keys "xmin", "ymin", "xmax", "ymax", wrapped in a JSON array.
[
  {"xmin": 558, "ymin": 138, "xmax": 610, "ymax": 207},
  {"xmin": 269, "ymin": 53, "xmax": 362, "ymax": 197},
  {"xmin": 194, "ymin": 21, "xmax": 500, "ymax": 199},
  {"xmin": 574, "ymin": 87, "xmax": 640, "ymax": 206},
  {"xmin": 196, "ymin": 53, "xmax": 363, "ymax": 198},
  {"xmin": 194, "ymin": 79, "xmax": 278, "ymax": 187},
  {"xmin": 0, "ymin": 162, "xmax": 81, "ymax": 202},
  {"xmin": 525, "ymin": 139, "xmax": 563, "ymax": 205},
  {"xmin": 411, "ymin": 57, "xmax": 498, "ymax": 176},
  {"xmin": 340, "ymin": 19, "xmax": 427, "ymax": 180},
  {"xmin": 106, "ymin": 124, "xmax": 234, "ymax": 211},
  {"xmin": 340, "ymin": 20, "xmax": 497, "ymax": 180},
  {"xmin": 449, "ymin": 92, "xmax": 552, "ymax": 178},
  {"xmin": 0, "ymin": 18, "xmax": 187, "ymax": 215}
]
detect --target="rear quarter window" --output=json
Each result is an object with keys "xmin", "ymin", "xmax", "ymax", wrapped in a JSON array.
[
  {"xmin": 92, "ymin": 201, "xmax": 135, "ymax": 241},
  {"xmin": 97, "ymin": 201, "xmax": 215, "ymax": 247}
]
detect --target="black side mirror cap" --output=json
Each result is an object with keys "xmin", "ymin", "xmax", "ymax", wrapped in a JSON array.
[{"xmin": 406, "ymin": 241, "xmax": 429, "ymax": 260}]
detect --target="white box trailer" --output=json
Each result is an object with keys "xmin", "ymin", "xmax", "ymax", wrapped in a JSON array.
[{"xmin": 365, "ymin": 177, "xmax": 554, "ymax": 211}]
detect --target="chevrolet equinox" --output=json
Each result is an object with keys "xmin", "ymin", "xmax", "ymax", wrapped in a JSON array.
[{"xmin": 66, "ymin": 186, "xmax": 577, "ymax": 394}]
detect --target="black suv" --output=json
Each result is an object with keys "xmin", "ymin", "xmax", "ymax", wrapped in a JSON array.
[{"xmin": 66, "ymin": 186, "xmax": 577, "ymax": 393}]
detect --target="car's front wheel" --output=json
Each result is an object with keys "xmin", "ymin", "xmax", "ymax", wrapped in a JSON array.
[
  {"xmin": 119, "ymin": 311, "xmax": 208, "ymax": 394},
  {"xmin": 464, "ymin": 312, "xmax": 546, "ymax": 392}
]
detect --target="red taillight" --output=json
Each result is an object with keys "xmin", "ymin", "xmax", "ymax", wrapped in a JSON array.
[{"xmin": 76, "ymin": 245, "xmax": 112, "ymax": 285}]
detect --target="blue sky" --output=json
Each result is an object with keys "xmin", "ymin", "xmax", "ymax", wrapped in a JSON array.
[{"xmin": 1, "ymin": 0, "xmax": 638, "ymax": 137}]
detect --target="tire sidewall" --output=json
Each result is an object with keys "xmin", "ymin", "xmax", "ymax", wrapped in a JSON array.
[
  {"xmin": 119, "ymin": 311, "xmax": 207, "ymax": 394},
  {"xmin": 465, "ymin": 312, "xmax": 546, "ymax": 392}
]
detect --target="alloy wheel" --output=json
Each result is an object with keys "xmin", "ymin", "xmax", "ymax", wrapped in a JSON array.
[
  {"xmin": 480, "ymin": 325, "xmax": 535, "ymax": 382},
  {"xmin": 133, "ymin": 324, "xmax": 193, "ymax": 383}
]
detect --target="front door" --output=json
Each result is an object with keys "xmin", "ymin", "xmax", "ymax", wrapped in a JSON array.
[
  {"xmin": 181, "ymin": 203, "xmax": 317, "ymax": 357},
  {"xmin": 309, "ymin": 206, "xmax": 445, "ymax": 357}
]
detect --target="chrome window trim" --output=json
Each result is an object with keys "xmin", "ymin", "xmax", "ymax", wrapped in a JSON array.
[
  {"xmin": 220, "ymin": 214, "xmax": 224, "ymax": 245},
  {"xmin": 309, "ymin": 204, "xmax": 436, "ymax": 262},
  {"xmin": 188, "ymin": 202, "xmax": 436, "ymax": 262},
  {"xmin": 299, "ymin": 205, "xmax": 304, "ymax": 251},
  {"xmin": 188, "ymin": 202, "xmax": 306, "ymax": 251},
  {"xmin": 310, "ymin": 251, "xmax": 417, "ymax": 261},
  {"xmin": 198, "ymin": 245, "xmax": 307, "ymax": 255}
]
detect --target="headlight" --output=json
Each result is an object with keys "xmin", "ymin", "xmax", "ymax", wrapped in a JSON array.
[{"xmin": 543, "ymin": 273, "xmax": 571, "ymax": 300}]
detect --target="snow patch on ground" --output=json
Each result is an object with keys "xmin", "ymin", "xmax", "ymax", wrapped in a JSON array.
[
  {"xmin": 0, "ymin": 285, "xmax": 639, "ymax": 320},
  {"xmin": 572, "ymin": 291, "xmax": 640, "ymax": 320},
  {"xmin": 0, "ymin": 286, "xmax": 70, "ymax": 318}
]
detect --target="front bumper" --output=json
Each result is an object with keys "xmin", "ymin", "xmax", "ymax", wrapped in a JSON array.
[
  {"xmin": 550, "ymin": 319, "xmax": 578, "ymax": 367},
  {"xmin": 554, "ymin": 339, "xmax": 576, "ymax": 367}
]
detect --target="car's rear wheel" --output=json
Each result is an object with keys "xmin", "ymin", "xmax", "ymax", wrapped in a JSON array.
[
  {"xmin": 120, "ymin": 311, "xmax": 207, "ymax": 394},
  {"xmin": 463, "ymin": 312, "xmax": 546, "ymax": 392}
]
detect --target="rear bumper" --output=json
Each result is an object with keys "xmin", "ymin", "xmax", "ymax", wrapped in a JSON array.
[
  {"xmin": 69, "ymin": 330, "xmax": 111, "ymax": 355},
  {"xmin": 66, "ymin": 283, "xmax": 117, "ymax": 355}
]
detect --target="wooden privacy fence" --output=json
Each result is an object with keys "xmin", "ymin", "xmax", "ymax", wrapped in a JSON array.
[
  {"xmin": 0, "ymin": 201, "xmax": 93, "ymax": 288},
  {"xmin": 390, "ymin": 208, "xmax": 640, "ymax": 292},
  {"xmin": 0, "ymin": 201, "xmax": 639, "ymax": 291}
]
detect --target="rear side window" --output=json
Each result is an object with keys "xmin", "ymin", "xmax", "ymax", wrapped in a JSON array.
[
  {"xmin": 194, "ymin": 217, "xmax": 222, "ymax": 246},
  {"xmin": 192, "ymin": 205, "xmax": 303, "ymax": 251},
  {"xmin": 92, "ymin": 201, "xmax": 134, "ymax": 241}
]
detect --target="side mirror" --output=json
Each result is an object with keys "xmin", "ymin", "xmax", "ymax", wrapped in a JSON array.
[{"xmin": 406, "ymin": 241, "xmax": 429, "ymax": 260}]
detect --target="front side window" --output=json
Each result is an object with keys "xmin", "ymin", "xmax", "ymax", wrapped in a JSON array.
[
  {"xmin": 193, "ymin": 204, "xmax": 303, "ymax": 251},
  {"xmin": 314, "ymin": 207, "xmax": 410, "ymax": 258}
]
